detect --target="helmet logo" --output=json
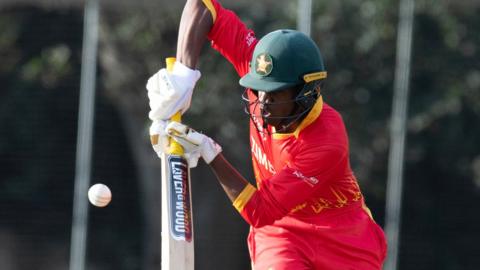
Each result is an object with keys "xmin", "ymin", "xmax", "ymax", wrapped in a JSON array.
[{"xmin": 255, "ymin": 53, "xmax": 273, "ymax": 76}]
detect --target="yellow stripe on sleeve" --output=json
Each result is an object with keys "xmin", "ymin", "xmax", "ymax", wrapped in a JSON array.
[
  {"xmin": 233, "ymin": 183, "xmax": 257, "ymax": 213},
  {"xmin": 202, "ymin": 0, "xmax": 217, "ymax": 23}
]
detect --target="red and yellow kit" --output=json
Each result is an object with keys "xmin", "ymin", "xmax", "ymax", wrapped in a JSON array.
[{"xmin": 204, "ymin": 1, "xmax": 387, "ymax": 269}]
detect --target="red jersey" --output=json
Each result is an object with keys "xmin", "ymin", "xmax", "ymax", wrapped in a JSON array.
[
  {"xmin": 207, "ymin": 0, "xmax": 364, "ymax": 228},
  {"xmin": 205, "ymin": 1, "xmax": 386, "ymax": 268}
]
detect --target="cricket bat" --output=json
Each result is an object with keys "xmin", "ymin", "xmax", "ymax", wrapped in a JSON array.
[{"xmin": 159, "ymin": 57, "xmax": 194, "ymax": 269}]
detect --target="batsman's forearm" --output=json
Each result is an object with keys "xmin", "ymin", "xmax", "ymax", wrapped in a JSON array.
[
  {"xmin": 176, "ymin": 0, "xmax": 213, "ymax": 69},
  {"xmin": 209, "ymin": 154, "xmax": 249, "ymax": 203}
]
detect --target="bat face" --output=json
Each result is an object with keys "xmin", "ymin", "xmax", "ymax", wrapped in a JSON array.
[
  {"xmin": 161, "ymin": 153, "xmax": 195, "ymax": 270},
  {"xmin": 160, "ymin": 57, "xmax": 194, "ymax": 270},
  {"xmin": 167, "ymin": 155, "xmax": 193, "ymax": 242}
]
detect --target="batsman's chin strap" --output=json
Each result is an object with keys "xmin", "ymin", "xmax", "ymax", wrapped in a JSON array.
[
  {"xmin": 274, "ymin": 83, "xmax": 321, "ymax": 133},
  {"xmin": 274, "ymin": 102, "xmax": 308, "ymax": 134}
]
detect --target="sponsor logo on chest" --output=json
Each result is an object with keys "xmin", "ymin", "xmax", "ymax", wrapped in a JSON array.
[{"xmin": 251, "ymin": 136, "xmax": 276, "ymax": 174}]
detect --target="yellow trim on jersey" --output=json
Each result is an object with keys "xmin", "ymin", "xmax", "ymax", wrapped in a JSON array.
[
  {"xmin": 272, "ymin": 95, "xmax": 324, "ymax": 140},
  {"xmin": 202, "ymin": 0, "xmax": 217, "ymax": 23},
  {"xmin": 233, "ymin": 183, "xmax": 257, "ymax": 212},
  {"xmin": 362, "ymin": 202, "xmax": 374, "ymax": 220}
]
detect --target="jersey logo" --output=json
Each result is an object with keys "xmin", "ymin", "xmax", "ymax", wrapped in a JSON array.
[
  {"xmin": 255, "ymin": 53, "xmax": 273, "ymax": 76},
  {"xmin": 251, "ymin": 136, "xmax": 276, "ymax": 174},
  {"xmin": 293, "ymin": 170, "xmax": 319, "ymax": 187},
  {"xmin": 245, "ymin": 31, "xmax": 256, "ymax": 47}
]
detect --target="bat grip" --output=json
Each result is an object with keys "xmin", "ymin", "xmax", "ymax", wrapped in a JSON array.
[{"xmin": 166, "ymin": 57, "xmax": 185, "ymax": 156}]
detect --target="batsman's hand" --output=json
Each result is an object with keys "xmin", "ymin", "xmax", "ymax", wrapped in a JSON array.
[
  {"xmin": 146, "ymin": 61, "xmax": 201, "ymax": 121},
  {"xmin": 149, "ymin": 120, "xmax": 169, "ymax": 158},
  {"xmin": 166, "ymin": 121, "xmax": 222, "ymax": 168}
]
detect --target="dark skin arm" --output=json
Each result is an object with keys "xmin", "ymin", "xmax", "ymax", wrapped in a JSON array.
[
  {"xmin": 176, "ymin": 0, "xmax": 249, "ymax": 202},
  {"xmin": 209, "ymin": 154, "xmax": 250, "ymax": 202},
  {"xmin": 176, "ymin": 0, "xmax": 213, "ymax": 69}
]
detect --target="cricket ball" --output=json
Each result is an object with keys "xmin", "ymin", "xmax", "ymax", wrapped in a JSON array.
[{"xmin": 88, "ymin": 183, "xmax": 112, "ymax": 207}]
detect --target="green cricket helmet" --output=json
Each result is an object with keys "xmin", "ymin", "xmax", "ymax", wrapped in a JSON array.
[{"xmin": 239, "ymin": 29, "xmax": 327, "ymax": 92}]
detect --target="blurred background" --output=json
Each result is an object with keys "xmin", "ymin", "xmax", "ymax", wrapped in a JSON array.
[{"xmin": 0, "ymin": 0, "xmax": 479, "ymax": 269}]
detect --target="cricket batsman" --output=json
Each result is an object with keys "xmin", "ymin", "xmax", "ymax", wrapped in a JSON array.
[{"xmin": 146, "ymin": 0, "xmax": 387, "ymax": 269}]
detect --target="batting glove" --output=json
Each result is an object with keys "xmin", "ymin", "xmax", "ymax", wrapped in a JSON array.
[
  {"xmin": 165, "ymin": 121, "xmax": 222, "ymax": 168},
  {"xmin": 149, "ymin": 120, "xmax": 169, "ymax": 158},
  {"xmin": 146, "ymin": 61, "xmax": 201, "ymax": 121}
]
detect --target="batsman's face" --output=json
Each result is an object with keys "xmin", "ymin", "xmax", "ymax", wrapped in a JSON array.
[{"xmin": 257, "ymin": 87, "xmax": 298, "ymax": 131}]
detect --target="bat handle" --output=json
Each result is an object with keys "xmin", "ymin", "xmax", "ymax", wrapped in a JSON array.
[{"xmin": 166, "ymin": 57, "xmax": 185, "ymax": 156}]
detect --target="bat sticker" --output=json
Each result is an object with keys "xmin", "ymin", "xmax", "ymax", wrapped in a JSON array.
[{"xmin": 168, "ymin": 156, "xmax": 193, "ymax": 242}]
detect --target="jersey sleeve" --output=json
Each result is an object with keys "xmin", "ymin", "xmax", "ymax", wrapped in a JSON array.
[
  {"xmin": 203, "ymin": 0, "xmax": 258, "ymax": 77},
  {"xmin": 233, "ymin": 144, "xmax": 348, "ymax": 228}
]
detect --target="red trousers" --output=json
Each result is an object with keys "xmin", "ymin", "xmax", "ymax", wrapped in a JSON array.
[{"xmin": 248, "ymin": 202, "xmax": 387, "ymax": 270}]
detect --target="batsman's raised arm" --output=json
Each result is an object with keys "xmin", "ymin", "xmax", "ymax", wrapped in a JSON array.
[
  {"xmin": 146, "ymin": 1, "xmax": 214, "ymax": 150},
  {"xmin": 145, "ymin": 0, "xmax": 221, "ymax": 127},
  {"xmin": 176, "ymin": 0, "xmax": 213, "ymax": 69}
]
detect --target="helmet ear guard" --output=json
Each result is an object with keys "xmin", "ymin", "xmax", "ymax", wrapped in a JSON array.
[
  {"xmin": 295, "ymin": 84, "xmax": 317, "ymax": 109},
  {"xmin": 295, "ymin": 70, "xmax": 327, "ymax": 109}
]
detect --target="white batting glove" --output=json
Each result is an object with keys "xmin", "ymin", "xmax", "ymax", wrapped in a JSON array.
[
  {"xmin": 149, "ymin": 120, "xmax": 169, "ymax": 158},
  {"xmin": 147, "ymin": 61, "xmax": 201, "ymax": 121},
  {"xmin": 165, "ymin": 122, "xmax": 222, "ymax": 167}
]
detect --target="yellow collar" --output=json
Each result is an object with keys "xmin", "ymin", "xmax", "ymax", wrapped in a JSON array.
[{"xmin": 272, "ymin": 95, "xmax": 324, "ymax": 139}]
